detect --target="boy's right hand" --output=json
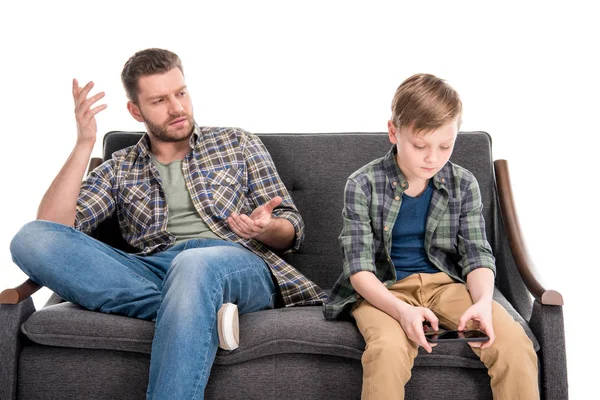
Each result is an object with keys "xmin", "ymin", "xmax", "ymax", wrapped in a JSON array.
[
  {"xmin": 397, "ymin": 304, "xmax": 439, "ymax": 353},
  {"xmin": 72, "ymin": 79, "xmax": 107, "ymax": 146}
]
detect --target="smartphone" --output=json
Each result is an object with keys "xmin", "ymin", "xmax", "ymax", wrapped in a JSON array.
[{"xmin": 425, "ymin": 329, "xmax": 489, "ymax": 343}]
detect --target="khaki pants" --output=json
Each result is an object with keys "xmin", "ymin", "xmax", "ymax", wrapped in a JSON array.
[{"xmin": 352, "ymin": 273, "xmax": 539, "ymax": 400}]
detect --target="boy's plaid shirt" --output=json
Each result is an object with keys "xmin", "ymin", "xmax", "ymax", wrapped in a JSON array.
[
  {"xmin": 74, "ymin": 125, "xmax": 326, "ymax": 307},
  {"xmin": 323, "ymin": 145, "xmax": 495, "ymax": 319}
]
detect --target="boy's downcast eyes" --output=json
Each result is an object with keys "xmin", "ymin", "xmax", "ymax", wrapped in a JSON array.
[{"xmin": 411, "ymin": 144, "xmax": 451, "ymax": 150}]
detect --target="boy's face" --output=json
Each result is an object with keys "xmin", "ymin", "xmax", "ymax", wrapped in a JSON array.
[
  {"xmin": 388, "ymin": 119, "xmax": 458, "ymax": 182},
  {"xmin": 127, "ymin": 67, "xmax": 195, "ymax": 143}
]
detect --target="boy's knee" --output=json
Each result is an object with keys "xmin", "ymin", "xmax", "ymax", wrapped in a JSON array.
[
  {"xmin": 361, "ymin": 331, "xmax": 416, "ymax": 386},
  {"xmin": 367, "ymin": 329, "xmax": 417, "ymax": 362},
  {"xmin": 489, "ymin": 324, "xmax": 537, "ymax": 364}
]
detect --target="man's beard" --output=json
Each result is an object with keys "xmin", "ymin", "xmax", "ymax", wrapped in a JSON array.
[{"xmin": 142, "ymin": 111, "xmax": 195, "ymax": 143}]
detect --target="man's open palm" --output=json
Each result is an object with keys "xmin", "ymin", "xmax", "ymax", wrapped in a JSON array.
[{"xmin": 227, "ymin": 196, "xmax": 282, "ymax": 239}]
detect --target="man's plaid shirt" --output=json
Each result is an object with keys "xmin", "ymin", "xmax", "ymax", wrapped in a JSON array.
[
  {"xmin": 74, "ymin": 125, "xmax": 326, "ymax": 307},
  {"xmin": 323, "ymin": 145, "xmax": 495, "ymax": 319}
]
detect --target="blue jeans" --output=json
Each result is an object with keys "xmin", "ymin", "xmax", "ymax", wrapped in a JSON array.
[{"xmin": 10, "ymin": 220, "xmax": 277, "ymax": 399}]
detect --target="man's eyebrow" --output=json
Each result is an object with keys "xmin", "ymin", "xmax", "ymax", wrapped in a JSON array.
[
  {"xmin": 146, "ymin": 93, "xmax": 166, "ymax": 101},
  {"xmin": 146, "ymin": 86, "xmax": 188, "ymax": 100}
]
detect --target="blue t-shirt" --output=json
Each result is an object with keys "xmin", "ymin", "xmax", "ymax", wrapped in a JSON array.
[{"xmin": 391, "ymin": 180, "xmax": 440, "ymax": 281}]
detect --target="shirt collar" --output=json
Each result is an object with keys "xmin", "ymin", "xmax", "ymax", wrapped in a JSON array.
[
  {"xmin": 135, "ymin": 124, "xmax": 201, "ymax": 158},
  {"xmin": 383, "ymin": 144, "xmax": 451, "ymax": 193},
  {"xmin": 383, "ymin": 145, "xmax": 409, "ymax": 191},
  {"xmin": 432, "ymin": 162, "xmax": 451, "ymax": 192}
]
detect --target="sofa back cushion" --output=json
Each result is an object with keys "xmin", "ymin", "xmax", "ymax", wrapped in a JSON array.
[{"xmin": 98, "ymin": 131, "xmax": 496, "ymax": 290}]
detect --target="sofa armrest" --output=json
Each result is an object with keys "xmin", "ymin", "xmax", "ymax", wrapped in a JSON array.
[
  {"xmin": 0, "ymin": 297, "xmax": 36, "ymax": 400},
  {"xmin": 529, "ymin": 300, "xmax": 569, "ymax": 399},
  {"xmin": 494, "ymin": 160, "xmax": 563, "ymax": 306},
  {"xmin": 0, "ymin": 279, "xmax": 42, "ymax": 305}
]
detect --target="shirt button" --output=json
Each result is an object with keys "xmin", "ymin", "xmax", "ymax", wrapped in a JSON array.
[
  {"xmin": 392, "ymin": 181, "xmax": 397, "ymax": 187},
  {"xmin": 384, "ymin": 226, "xmax": 389, "ymax": 231},
  {"xmin": 226, "ymin": 178, "xmax": 231, "ymax": 183},
  {"xmin": 395, "ymin": 196, "xmax": 400, "ymax": 201},
  {"xmin": 401, "ymin": 182, "xmax": 407, "ymax": 188},
  {"xmin": 441, "ymin": 178, "xmax": 446, "ymax": 183}
]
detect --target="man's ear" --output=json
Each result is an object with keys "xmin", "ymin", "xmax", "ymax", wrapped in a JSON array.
[
  {"xmin": 388, "ymin": 120, "xmax": 398, "ymax": 144},
  {"xmin": 127, "ymin": 101, "xmax": 144, "ymax": 122}
]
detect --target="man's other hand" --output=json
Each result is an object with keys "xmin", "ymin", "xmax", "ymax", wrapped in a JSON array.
[{"xmin": 226, "ymin": 196, "xmax": 282, "ymax": 240}]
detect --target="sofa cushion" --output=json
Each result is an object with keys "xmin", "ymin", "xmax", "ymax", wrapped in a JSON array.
[
  {"xmin": 22, "ymin": 302, "xmax": 155, "ymax": 353},
  {"xmin": 21, "ymin": 289, "xmax": 538, "ymax": 369}
]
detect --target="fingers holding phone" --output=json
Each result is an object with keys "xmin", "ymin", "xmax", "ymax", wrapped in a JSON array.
[
  {"xmin": 398, "ymin": 305, "xmax": 439, "ymax": 353},
  {"xmin": 458, "ymin": 301, "xmax": 496, "ymax": 349}
]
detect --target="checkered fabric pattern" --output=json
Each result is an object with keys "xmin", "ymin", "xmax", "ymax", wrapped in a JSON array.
[
  {"xmin": 74, "ymin": 125, "xmax": 326, "ymax": 306},
  {"xmin": 324, "ymin": 145, "xmax": 495, "ymax": 319}
]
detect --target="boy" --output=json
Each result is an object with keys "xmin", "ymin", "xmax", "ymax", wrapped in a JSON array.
[{"xmin": 324, "ymin": 74, "xmax": 538, "ymax": 399}]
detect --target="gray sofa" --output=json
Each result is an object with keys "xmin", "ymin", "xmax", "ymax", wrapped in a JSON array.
[{"xmin": 1, "ymin": 131, "xmax": 567, "ymax": 399}]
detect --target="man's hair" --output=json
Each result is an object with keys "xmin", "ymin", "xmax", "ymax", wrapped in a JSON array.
[
  {"xmin": 391, "ymin": 73, "xmax": 462, "ymax": 134},
  {"xmin": 121, "ymin": 48, "xmax": 183, "ymax": 104}
]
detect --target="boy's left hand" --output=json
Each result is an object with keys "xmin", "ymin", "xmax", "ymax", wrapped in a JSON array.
[{"xmin": 457, "ymin": 301, "xmax": 495, "ymax": 349}]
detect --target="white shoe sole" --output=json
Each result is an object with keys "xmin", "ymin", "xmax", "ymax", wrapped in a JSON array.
[{"xmin": 217, "ymin": 303, "xmax": 239, "ymax": 351}]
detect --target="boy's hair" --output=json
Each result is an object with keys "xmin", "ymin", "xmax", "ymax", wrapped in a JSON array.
[
  {"xmin": 121, "ymin": 48, "xmax": 184, "ymax": 104},
  {"xmin": 391, "ymin": 73, "xmax": 462, "ymax": 134}
]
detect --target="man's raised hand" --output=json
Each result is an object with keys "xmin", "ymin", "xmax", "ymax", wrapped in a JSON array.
[{"xmin": 72, "ymin": 79, "xmax": 107, "ymax": 145}]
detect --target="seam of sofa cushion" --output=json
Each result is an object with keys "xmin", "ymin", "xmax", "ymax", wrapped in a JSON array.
[{"xmin": 21, "ymin": 325, "xmax": 153, "ymax": 345}]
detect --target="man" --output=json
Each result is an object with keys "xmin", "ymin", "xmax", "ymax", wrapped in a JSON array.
[{"xmin": 10, "ymin": 48, "xmax": 326, "ymax": 399}]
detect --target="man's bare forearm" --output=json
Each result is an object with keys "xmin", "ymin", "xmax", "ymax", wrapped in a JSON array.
[
  {"xmin": 37, "ymin": 140, "xmax": 95, "ymax": 225},
  {"xmin": 38, "ymin": 79, "xmax": 107, "ymax": 225}
]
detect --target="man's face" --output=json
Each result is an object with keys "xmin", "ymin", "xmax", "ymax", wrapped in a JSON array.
[
  {"xmin": 388, "ymin": 120, "xmax": 458, "ymax": 182},
  {"xmin": 130, "ymin": 68, "xmax": 194, "ymax": 143}
]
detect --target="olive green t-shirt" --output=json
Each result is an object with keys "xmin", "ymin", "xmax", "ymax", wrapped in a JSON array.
[{"xmin": 150, "ymin": 154, "xmax": 220, "ymax": 245}]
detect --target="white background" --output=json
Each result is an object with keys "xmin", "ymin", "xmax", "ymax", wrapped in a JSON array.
[{"xmin": 1, "ymin": 1, "xmax": 597, "ymax": 397}]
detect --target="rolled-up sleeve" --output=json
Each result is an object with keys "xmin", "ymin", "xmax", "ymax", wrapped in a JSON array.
[
  {"xmin": 339, "ymin": 177, "xmax": 376, "ymax": 278},
  {"xmin": 244, "ymin": 134, "xmax": 305, "ymax": 251},
  {"xmin": 73, "ymin": 160, "xmax": 116, "ymax": 234},
  {"xmin": 457, "ymin": 178, "xmax": 496, "ymax": 279}
]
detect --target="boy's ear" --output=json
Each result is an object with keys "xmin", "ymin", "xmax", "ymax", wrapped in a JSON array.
[
  {"xmin": 127, "ymin": 101, "xmax": 144, "ymax": 122},
  {"xmin": 388, "ymin": 120, "xmax": 398, "ymax": 144}
]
